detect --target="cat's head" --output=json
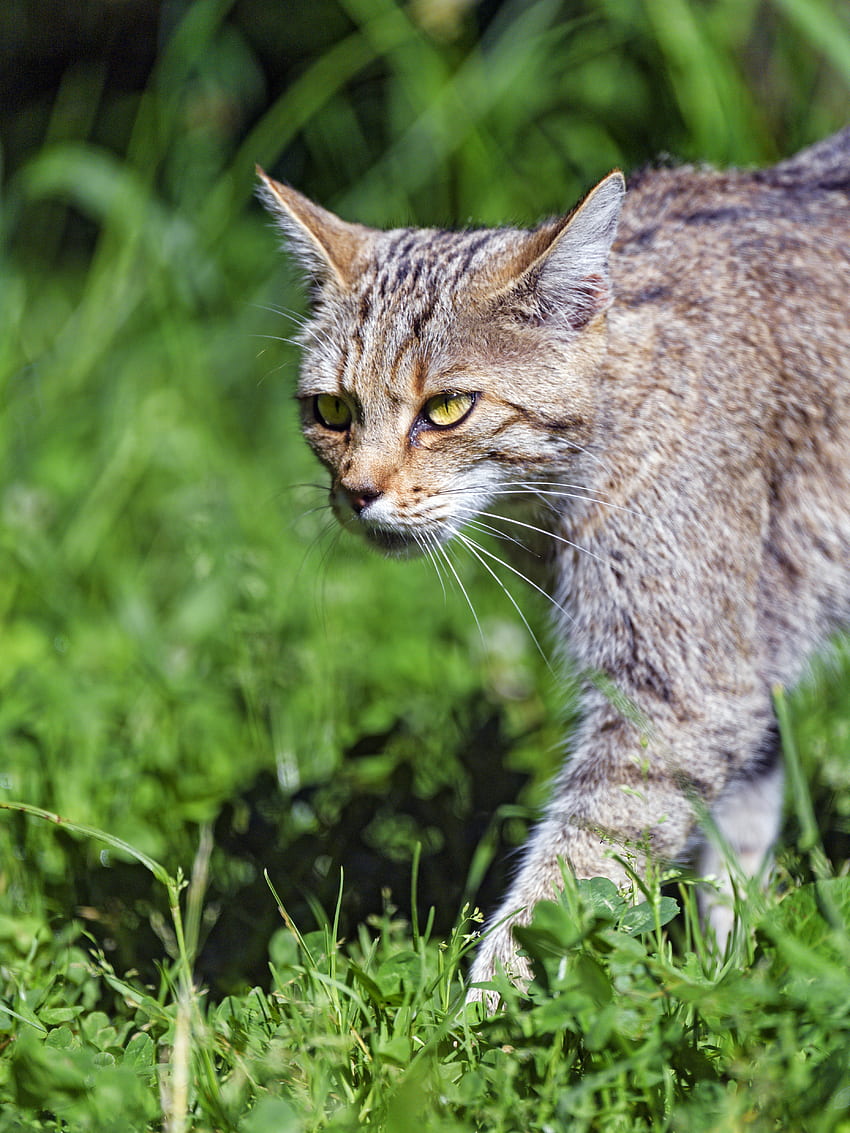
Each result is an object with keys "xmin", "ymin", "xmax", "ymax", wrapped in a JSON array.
[{"xmin": 258, "ymin": 168, "xmax": 624, "ymax": 557}]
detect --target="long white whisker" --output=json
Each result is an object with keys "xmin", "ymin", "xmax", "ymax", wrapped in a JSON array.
[
  {"xmin": 256, "ymin": 357, "xmax": 297, "ymax": 381},
  {"xmin": 464, "ymin": 517, "xmax": 534, "ymax": 555},
  {"xmin": 438, "ymin": 479, "xmax": 646, "ymax": 520},
  {"xmin": 488, "ymin": 478, "xmax": 618, "ymax": 497},
  {"xmin": 251, "ymin": 302, "xmax": 311, "ymax": 327},
  {"xmin": 418, "ymin": 530, "xmax": 447, "ymax": 602},
  {"xmin": 440, "ymin": 480, "xmax": 616, "ymax": 501},
  {"xmin": 435, "ymin": 541, "xmax": 485, "ymax": 648},
  {"xmin": 251, "ymin": 331, "xmax": 307, "ymax": 344},
  {"xmin": 252, "ymin": 303, "xmax": 337, "ymax": 352},
  {"xmin": 457, "ymin": 531, "xmax": 575, "ymax": 628},
  {"xmin": 489, "ymin": 486, "xmax": 646, "ymax": 519},
  {"xmin": 478, "ymin": 511, "xmax": 607, "ymax": 563},
  {"xmin": 454, "ymin": 533, "xmax": 553, "ymax": 665},
  {"xmin": 569, "ymin": 441, "xmax": 614, "ymax": 476},
  {"xmin": 300, "ymin": 325, "xmax": 337, "ymax": 349}
]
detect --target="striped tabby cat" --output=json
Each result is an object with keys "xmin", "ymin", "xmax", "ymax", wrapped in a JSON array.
[{"xmin": 258, "ymin": 128, "xmax": 850, "ymax": 1005}]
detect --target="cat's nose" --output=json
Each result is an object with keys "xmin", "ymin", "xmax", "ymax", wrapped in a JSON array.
[{"xmin": 345, "ymin": 486, "xmax": 382, "ymax": 515}]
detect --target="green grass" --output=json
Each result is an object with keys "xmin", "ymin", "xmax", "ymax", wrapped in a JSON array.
[
  {"xmin": 2, "ymin": 0, "xmax": 850, "ymax": 1128},
  {"xmin": 4, "ymin": 799, "xmax": 850, "ymax": 1131}
]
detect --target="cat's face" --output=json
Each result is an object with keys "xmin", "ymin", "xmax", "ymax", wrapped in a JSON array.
[{"xmin": 258, "ymin": 171, "xmax": 624, "ymax": 557}]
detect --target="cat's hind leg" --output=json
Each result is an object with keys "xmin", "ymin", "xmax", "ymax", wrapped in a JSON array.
[{"xmin": 697, "ymin": 734, "xmax": 784, "ymax": 949}]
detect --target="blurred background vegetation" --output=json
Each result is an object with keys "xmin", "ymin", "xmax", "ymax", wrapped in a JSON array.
[{"xmin": 2, "ymin": 0, "xmax": 850, "ymax": 996}]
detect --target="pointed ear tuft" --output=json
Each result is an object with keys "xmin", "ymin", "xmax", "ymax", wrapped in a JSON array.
[
  {"xmin": 493, "ymin": 171, "xmax": 625, "ymax": 331},
  {"xmin": 534, "ymin": 171, "xmax": 625, "ymax": 330},
  {"xmin": 256, "ymin": 167, "xmax": 372, "ymax": 288}
]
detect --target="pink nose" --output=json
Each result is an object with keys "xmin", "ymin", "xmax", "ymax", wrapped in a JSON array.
[{"xmin": 344, "ymin": 486, "xmax": 382, "ymax": 515}]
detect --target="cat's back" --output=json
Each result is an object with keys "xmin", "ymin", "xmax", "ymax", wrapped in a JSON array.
[
  {"xmin": 613, "ymin": 128, "xmax": 850, "ymax": 296},
  {"xmin": 597, "ymin": 129, "xmax": 850, "ymax": 673},
  {"xmin": 606, "ymin": 128, "xmax": 850, "ymax": 414}
]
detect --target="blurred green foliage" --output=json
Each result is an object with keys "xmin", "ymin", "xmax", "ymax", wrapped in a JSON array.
[{"xmin": 2, "ymin": 0, "xmax": 850, "ymax": 1125}]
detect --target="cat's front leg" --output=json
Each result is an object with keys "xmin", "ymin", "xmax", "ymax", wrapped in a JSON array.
[
  {"xmin": 467, "ymin": 689, "xmax": 773, "ymax": 1008},
  {"xmin": 466, "ymin": 704, "xmax": 662, "ymax": 1007},
  {"xmin": 467, "ymin": 818, "xmax": 632, "ymax": 1008}
]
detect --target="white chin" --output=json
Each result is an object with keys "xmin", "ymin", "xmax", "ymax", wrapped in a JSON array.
[{"xmin": 361, "ymin": 525, "xmax": 424, "ymax": 558}]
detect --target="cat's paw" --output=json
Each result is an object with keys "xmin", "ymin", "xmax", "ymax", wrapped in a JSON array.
[{"xmin": 465, "ymin": 922, "xmax": 533, "ymax": 1013}]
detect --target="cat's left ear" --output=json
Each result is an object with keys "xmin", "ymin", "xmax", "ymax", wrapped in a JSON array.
[
  {"xmin": 256, "ymin": 167, "xmax": 373, "ymax": 289},
  {"xmin": 498, "ymin": 171, "xmax": 626, "ymax": 331}
]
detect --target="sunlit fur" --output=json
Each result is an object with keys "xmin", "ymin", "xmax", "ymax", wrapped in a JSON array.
[{"xmin": 259, "ymin": 129, "xmax": 850, "ymax": 1008}]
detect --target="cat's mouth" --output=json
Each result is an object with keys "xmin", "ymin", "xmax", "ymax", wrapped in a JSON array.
[
  {"xmin": 361, "ymin": 524, "xmax": 423, "ymax": 558},
  {"xmin": 330, "ymin": 489, "xmax": 444, "ymax": 558}
]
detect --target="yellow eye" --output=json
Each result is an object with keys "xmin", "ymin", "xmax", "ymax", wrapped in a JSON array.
[
  {"xmin": 314, "ymin": 394, "xmax": 352, "ymax": 430},
  {"xmin": 423, "ymin": 391, "xmax": 476, "ymax": 428}
]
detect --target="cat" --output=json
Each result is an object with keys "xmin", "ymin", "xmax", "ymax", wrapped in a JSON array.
[{"xmin": 258, "ymin": 127, "xmax": 850, "ymax": 1007}]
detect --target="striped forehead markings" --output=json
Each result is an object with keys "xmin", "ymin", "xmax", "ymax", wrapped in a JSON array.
[
  {"xmin": 371, "ymin": 227, "xmax": 498, "ymax": 299},
  {"xmin": 329, "ymin": 226, "xmax": 508, "ymax": 402},
  {"xmin": 361, "ymin": 229, "xmax": 497, "ymax": 347}
]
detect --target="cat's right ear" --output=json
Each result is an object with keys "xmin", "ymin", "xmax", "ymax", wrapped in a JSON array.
[{"xmin": 256, "ymin": 168, "xmax": 372, "ymax": 289}]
